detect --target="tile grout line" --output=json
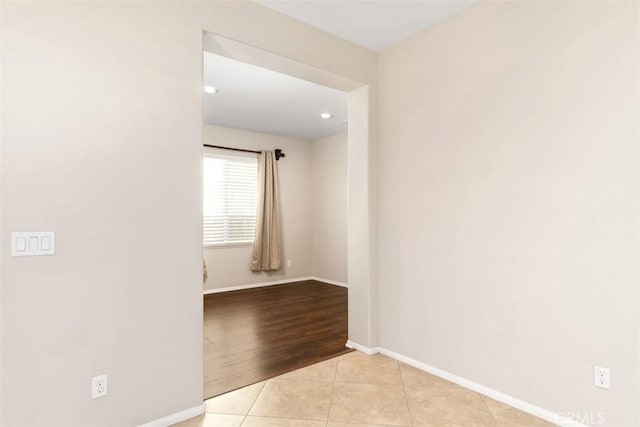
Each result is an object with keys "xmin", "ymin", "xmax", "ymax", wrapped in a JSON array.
[
  {"xmin": 241, "ymin": 380, "xmax": 267, "ymax": 425},
  {"xmin": 478, "ymin": 394, "xmax": 499, "ymax": 424},
  {"xmin": 240, "ymin": 414, "xmax": 326, "ymax": 422},
  {"xmin": 324, "ymin": 354, "xmax": 341, "ymax": 425},
  {"xmin": 397, "ymin": 361, "xmax": 416, "ymax": 427},
  {"xmin": 331, "ymin": 352, "xmax": 413, "ymax": 427},
  {"xmin": 213, "ymin": 351, "xmax": 539, "ymax": 427}
]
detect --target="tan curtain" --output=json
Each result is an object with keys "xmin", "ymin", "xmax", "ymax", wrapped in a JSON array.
[{"xmin": 251, "ymin": 150, "xmax": 283, "ymax": 271}]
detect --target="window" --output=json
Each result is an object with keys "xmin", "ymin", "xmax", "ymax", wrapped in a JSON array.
[{"xmin": 203, "ymin": 152, "xmax": 258, "ymax": 246}]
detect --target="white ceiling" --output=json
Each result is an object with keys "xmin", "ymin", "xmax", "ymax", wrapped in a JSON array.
[
  {"xmin": 256, "ymin": 0, "xmax": 478, "ymax": 52},
  {"xmin": 204, "ymin": 2, "xmax": 476, "ymax": 138},
  {"xmin": 203, "ymin": 52, "xmax": 347, "ymax": 140}
]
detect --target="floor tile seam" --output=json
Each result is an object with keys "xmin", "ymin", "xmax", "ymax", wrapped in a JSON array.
[
  {"xmin": 332, "ymin": 380, "xmax": 405, "ymax": 387},
  {"xmin": 244, "ymin": 381, "xmax": 267, "ymax": 418},
  {"xmin": 478, "ymin": 394, "xmax": 500, "ymax": 424},
  {"xmin": 203, "ymin": 378, "xmax": 266, "ymax": 398},
  {"xmin": 396, "ymin": 361, "xmax": 416, "ymax": 427},
  {"xmin": 331, "ymin": 361, "xmax": 413, "ymax": 427},
  {"xmin": 324, "ymin": 354, "xmax": 341, "ymax": 422},
  {"xmin": 242, "ymin": 414, "xmax": 328, "ymax": 422},
  {"xmin": 329, "ymin": 421, "xmax": 412, "ymax": 427},
  {"xmin": 205, "ymin": 409, "xmax": 247, "ymax": 417},
  {"xmin": 272, "ymin": 377, "xmax": 335, "ymax": 384}
]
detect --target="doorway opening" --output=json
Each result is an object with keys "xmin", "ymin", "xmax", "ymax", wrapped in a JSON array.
[{"xmin": 201, "ymin": 34, "xmax": 357, "ymax": 399}]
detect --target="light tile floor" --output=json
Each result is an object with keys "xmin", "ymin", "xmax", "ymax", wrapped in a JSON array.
[{"xmin": 175, "ymin": 352, "xmax": 553, "ymax": 427}]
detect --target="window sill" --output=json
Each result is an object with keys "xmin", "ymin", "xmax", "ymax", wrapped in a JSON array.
[{"xmin": 204, "ymin": 242, "xmax": 254, "ymax": 249}]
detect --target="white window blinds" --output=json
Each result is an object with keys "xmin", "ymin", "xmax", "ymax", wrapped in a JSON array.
[{"xmin": 203, "ymin": 152, "xmax": 258, "ymax": 246}]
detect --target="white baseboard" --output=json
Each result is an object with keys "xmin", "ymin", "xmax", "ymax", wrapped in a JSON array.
[
  {"xmin": 344, "ymin": 341, "xmax": 585, "ymax": 427},
  {"xmin": 138, "ymin": 403, "xmax": 205, "ymax": 427},
  {"xmin": 311, "ymin": 276, "xmax": 348, "ymax": 288},
  {"xmin": 203, "ymin": 276, "xmax": 347, "ymax": 294},
  {"xmin": 203, "ymin": 276, "xmax": 314, "ymax": 294},
  {"xmin": 345, "ymin": 340, "xmax": 378, "ymax": 355}
]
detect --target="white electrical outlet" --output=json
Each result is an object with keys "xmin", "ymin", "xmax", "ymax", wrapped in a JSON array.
[
  {"xmin": 594, "ymin": 366, "xmax": 610, "ymax": 390},
  {"xmin": 287, "ymin": 260, "xmax": 292, "ymax": 268},
  {"xmin": 92, "ymin": 374, "xmax": 108, "ymax": 398}
]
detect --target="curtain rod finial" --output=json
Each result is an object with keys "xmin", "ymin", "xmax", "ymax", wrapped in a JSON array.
[{"xmin": 275, "ymin": 149, "xmax": 285, "ymax": 161}]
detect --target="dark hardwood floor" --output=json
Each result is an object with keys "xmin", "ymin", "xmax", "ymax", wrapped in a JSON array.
[{"xmin": 203, "ymin": 280, "xmax": 350, "ymax": 399}]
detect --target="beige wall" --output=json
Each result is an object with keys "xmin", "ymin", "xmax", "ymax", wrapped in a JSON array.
[
  {"xmin": 377, "ymin": 2, "xmax": 639, "ymax": 425},
  {"xmin": 0, "ymin": 2, "xmax": 376, "ymax": 426},
  {"xmin": 203, "ymin": 125, "xmax": 313, "ymax": 290},
  {"xmin": 348, "ymin": 85, "xmax": 379, "ymax": 348},
  {"xmin": 311, "ymin": 132, "xmax": 348, "ymax": 284},
  {"xmin": 7, "ymin": 0, "xmax": 633, "ymax": 425}
]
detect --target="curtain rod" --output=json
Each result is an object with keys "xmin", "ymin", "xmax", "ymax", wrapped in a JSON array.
[{"xmin": 203, "ymin": 144, "xmax": 285, "ymax": 160}]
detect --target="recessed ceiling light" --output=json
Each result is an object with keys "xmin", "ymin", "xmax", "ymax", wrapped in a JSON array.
[
  {"xmin": 204, "ymin": 86, "xmax": 218, "ymax": 94},
  {"xmin": 320, "ymin": 113, "xmax": 332, "ymax": 119}
]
